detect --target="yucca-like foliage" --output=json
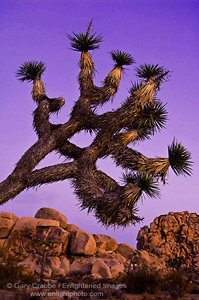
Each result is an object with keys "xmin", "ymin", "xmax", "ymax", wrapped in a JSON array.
[
  {"xmin": 110, "ymin": 50, "xmax": 135, "ymax": 67},
  {"xmin": 146, "ymin": 100, "xmax": 168, "ymax": 131},
  {"xmin": 94, "ymin": 195, "xmax": 143, "ymax": 228},
  {"xmin": 136, "ymin": 100, "xmax": 168, "ymax": 133},
  {"xmin": 67, "ymin": 32, "xmax": 102, "ymax": 52},
  {"xmin": 123, "ymin": 98, "xmax": 167, "ymax": 142},
  {"xmin": 129, "ymin": 81, "xmax": 143, "ymax": 93},
  {"xmin": 0, "ymin": 22, "xmax": 193, "ymax": 228},
  {"xmin": 16, "ymin": 61, "xmax": 46, "ymax": 82},
  {"xmin": 168, "ymin": 139, "xmax": 192, "ymax": 176},
  {"xmin": 122, "ymin": 172, "xmax": 160, "ymax": 199},
  {"xmin": 16, "ymin": 61, "xmax": 47, "ymax": 102},
  {"xmin": 67, "ymin": 20, "xmax": 102, "ymax": 52},
  {"xmin": 135, "ymin": 64, "xmax": 170, "ymax": 89}
]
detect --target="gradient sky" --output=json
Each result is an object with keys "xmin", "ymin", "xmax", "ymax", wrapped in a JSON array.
[{"xmin": 0, "ymin": 0, "xmax": 199, "ymax": 247}]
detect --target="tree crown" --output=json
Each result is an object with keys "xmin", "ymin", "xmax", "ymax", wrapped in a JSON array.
[
  {"xmin": 16, "ymin": 61, "xmax": 46, "ymax": 82},
  {"xmin": 0, "ymin": 22, "xmax": 192, "ymax": 228}
]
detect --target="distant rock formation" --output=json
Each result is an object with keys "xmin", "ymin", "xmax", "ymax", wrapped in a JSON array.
[
  {"xmin": 137, "ymin": 211, "xmax": 199, "ymax": 270},
  {"xmin": 1, "ymin": 208, "xmax": 198, "ymax": 280}
]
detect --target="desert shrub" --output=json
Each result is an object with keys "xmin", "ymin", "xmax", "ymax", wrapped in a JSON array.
[
  {"xmin": 124, "ymin": 266, "xmax": 161, "ymax": 294},
  {"xmin": 0, "ymin": 250, "xmax": 36, "ymax": 289},
  {"xmin": 161, "ymin": 270, "xmax": 190, "ymax": 298},
  {"xmin": 0, "ymin": 261, "xmax": 36, "ymax": 289},
  {"xmin": 120, "ymin": 265, "xmax": 193, "ymax": 297}
]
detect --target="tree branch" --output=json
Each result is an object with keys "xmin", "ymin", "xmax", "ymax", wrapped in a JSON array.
[{"xmin": 0, "ymin": 162, "xmax": 77, "ymax": 205}]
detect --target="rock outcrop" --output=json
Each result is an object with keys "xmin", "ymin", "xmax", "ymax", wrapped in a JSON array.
[
  {"xmin": 0, "ymin": 207, "xmax": 137, "ymax": 280},
  {"xmin": 1, "ymin": 208, "xmax": 199, "ymax": 281},
  {"xmin": 137, "ymin": 211, "xmax": 199, "ymax": 270}
]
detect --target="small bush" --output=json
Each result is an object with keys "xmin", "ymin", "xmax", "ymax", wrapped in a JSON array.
[
  {"xmin": 120, "ymin": 265, "xmax": 193, "ymax": 297},
  {"xmin": 124, "ymin": 266, "xmax": 161, "ymax": 294},
  {"xmin": 0, "ymin": 261, "xmax": 35, "ymax": 288},
  {"xmin": 0, "ymin": 251, "xmax": 36, "ymax": 289},
  {"xmin": 162, "ymin": 270, "xmax": 190, "ymax": 297}
]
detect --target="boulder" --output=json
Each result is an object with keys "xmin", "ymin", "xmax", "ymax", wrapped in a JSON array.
[
  {"xmin": 69, "ymin": 257, "xmax": 94, "ymax": 275},
  {"xmin": 65, "ymin": 224, "xmax": 80, "ymax": 232},
  {"xmin": 35, "ymin": 207, "xmax": 67, "ymax": 229},
  {"xmin": 0, "ymin": 218, "xmax": 15, "ymax": 238},
  {"xmin": 37, "ymin": 219, "xmax": 60, "ymax": 227},
  {"xmin": 91, "ymin": 260, "xmax": 112, "ymax": 279},
  {"xmin": 101, "ymin": 258, "xmax": 121, "ymax": 268},
  {"xmin": 70, "ymin": 229, "xmax": 96, "ymax": 256},
  {"xmin": 60, "ymin": 257, "xmax": 70, "ymax": 273},
  {"xmin": 0, "ymin": 212, "xmax": 18, "ymax": 221},
  {"xmin": 52, "ymin": 268, "xmax": 66, "ymax": 278},
  {"xmin": 133, "ymin": 250, "xmax": 166, "ymax": 271},
  {"xmin": 36, "ymin": 265, "xmax": 52, "ymax": 279},
  {"xmin": 34, "ymin": 254, "xmax": 52, "ymax": 278},
  {"xmin": 93, "ymin": 234, "xmax": 118, "ymax": 252},
  {"xmin": 148, "ymin": 232, "xmax": 163, "ymax": 251},
  {"xmin": 18, "ymin": 255, "xmax": 37, "ymax": 266},
  {"xmin": 115, "ymin": 253, "xmax": 126, "ymax": 264},
  {"xmin": 95, "ymin": 248, "xmax": 116, "ymax": 259},
  {"xmin": 35, "ymin": 226, "xmax": 69, "ymax": 256},
  {"xmin": 5, "ymin": 217, "xmax": 69, "ymax": 257},
  {"xmin": 110, "ymin": 264, "xmax": 124, "ymax": 277},
  {"xmin": 115, "ymin": 243, "xmax": 136, "ymax": 260},
  {"xmin": 5, "ymin": 217, "xmax": 39, "ymax": 257},
  {"xmin": 47, "ymin": 256, "xmax": 60, "ymax": 270}
]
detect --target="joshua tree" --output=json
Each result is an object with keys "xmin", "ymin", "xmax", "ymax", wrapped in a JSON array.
[{"xmin": 0, "ymin": 22, "xmax": 192, "ymax": 227}]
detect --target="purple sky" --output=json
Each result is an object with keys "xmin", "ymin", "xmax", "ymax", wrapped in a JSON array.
[{"xmin": 0, "ymin": 0, "xmax": 199, "ymax": 247}]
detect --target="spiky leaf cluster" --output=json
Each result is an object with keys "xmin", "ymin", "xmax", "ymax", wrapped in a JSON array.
[
  {"xmin": 110, "ymin": 50, "xmax": 135, "ymax": 67},
  {"xmin": 129, "ymin": 81, "xmax": 142, "ymax": 93},
  {"xmin": 16, "ymin": 61, "xmax": 46, "ymax": 82},
  {"xmin": 168, "ymin": 139, "xmax": 192, "ymax": 176},
  {"xmin": 67, "ymin": 31, "xmax": 102, "ymax": 52},
  {"xmin": 122, "ymin": 172, "xmax": 160, "ymax": 199},
  {"xmin": 125, "ymin": 99, "xmax": 168, "ymax": 140},
  {"xmin": 95, "ymin": 196, "xmax": 143, "ymax": 228},
  {"xmin": 135, "ymin": 64, "xmax": 170, "ymax": 88},
  {"xmin": 139, "ymin": 101, "xmax": 168, "ymax": 133}
]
